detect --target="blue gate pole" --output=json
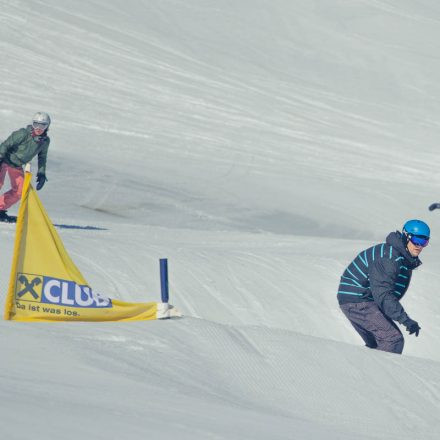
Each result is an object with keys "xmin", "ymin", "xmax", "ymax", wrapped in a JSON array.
[{"xmin": 160, "ymin": 258, "xmax": 169, "ymax": 303}]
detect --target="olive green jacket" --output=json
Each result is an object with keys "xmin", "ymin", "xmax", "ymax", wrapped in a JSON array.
[{"xmin": 0, "ymin": 125, "xmax": 50, "ymax": 175}]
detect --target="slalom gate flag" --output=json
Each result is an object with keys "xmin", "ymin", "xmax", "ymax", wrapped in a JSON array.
[{"xmin": 4, "ymin": 172, "xmax": 163, "ymax": 322}]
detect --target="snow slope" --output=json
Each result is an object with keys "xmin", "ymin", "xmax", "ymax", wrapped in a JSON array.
[{"xmin": 1, "ymin": 0, "xmax": 440, "ymax": 438}]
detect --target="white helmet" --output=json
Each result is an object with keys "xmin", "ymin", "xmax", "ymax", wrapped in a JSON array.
[{"xmin": 32, "ymin": 112, "xmax": 51, "ymax": 127}]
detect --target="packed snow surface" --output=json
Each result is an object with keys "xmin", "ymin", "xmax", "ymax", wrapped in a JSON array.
[{"xmin": 1, "ymin": 1, "xmax": 440, "ymax": 438}]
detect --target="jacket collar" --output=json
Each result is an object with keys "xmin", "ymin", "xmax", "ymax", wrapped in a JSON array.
[
  {"xmin": 27, "ymin": 125, "xmax": 48, "ymax": 143},
  {"xmin": 386, "ymin": 231, "xmax": 422, "ymax": 269}
]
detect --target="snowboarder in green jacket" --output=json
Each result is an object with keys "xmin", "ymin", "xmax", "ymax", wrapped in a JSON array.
[{"xmin": 0, "ymin": 112, "xmax": 51, "ymax": 222}]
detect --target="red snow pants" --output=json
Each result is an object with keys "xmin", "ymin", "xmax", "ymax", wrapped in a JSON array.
[{"xmin": 0, "ymin": 162, "xmax": 24, "ymax": 210}]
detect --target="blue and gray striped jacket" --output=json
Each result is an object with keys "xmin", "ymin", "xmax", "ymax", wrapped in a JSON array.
[{"xmin": 337, "ymin": 231, "xmax": 421, "ymax": 324}]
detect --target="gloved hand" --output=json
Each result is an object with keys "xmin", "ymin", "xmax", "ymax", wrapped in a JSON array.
[
  {"xmin": 36, "ymin": 173, "xmax": 47, "ymax": 191},
  {"xmin": 403, "ymin": 318, "xmax": 421, "ymax": 337}
]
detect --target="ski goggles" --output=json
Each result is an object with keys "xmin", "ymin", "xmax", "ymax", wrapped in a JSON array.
[
  {"xmin": 409, "ymin": 235, "xmax": 429, "ymax": 247},
  {"xmin": 32, "ymin": 122, "xmax": 48, "ymax": 130}
]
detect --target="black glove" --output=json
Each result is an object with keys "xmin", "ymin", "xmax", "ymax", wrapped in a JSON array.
[
  {"xmin": 36, "ymin": 173, "xmax": 47, "ymax": 191},
  {"xmin": 403, "ymin": 318, "xmax": 421, "ymax": 337}
]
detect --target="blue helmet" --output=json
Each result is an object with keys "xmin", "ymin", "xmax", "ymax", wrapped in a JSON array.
[{"xmin": 403, "ymin": 219, "xmax": 430, "ymax": 238}]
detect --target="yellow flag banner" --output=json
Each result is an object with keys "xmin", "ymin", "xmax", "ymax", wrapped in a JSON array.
[{"xmin": 4, "ymin": 172, "xmax": 162, "ymax": 322}]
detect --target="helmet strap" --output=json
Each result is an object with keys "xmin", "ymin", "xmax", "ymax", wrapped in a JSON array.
[{"xmin": 402, "ymin": 230, "xmax": 410, "ymax": 247}]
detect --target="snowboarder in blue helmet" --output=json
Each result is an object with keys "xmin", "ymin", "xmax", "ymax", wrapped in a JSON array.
[{"xmin": 337, "ymin": 220, "xmax": 429, "ymax": 354}]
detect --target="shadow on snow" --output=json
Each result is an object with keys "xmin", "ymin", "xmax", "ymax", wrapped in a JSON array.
[{"xmin": 54, "ymin": 224, "xmax": 108, "ymax": 231}]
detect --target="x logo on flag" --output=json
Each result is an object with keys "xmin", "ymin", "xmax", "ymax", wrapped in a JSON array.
[{"xmin": 17, "ymin": 275, "xmax": 42, "ymax": 300}]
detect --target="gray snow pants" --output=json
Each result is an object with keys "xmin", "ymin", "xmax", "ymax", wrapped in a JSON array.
[{"xmin": 340, "ymin": 302, "xmax": 404, "ymax": 354}]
